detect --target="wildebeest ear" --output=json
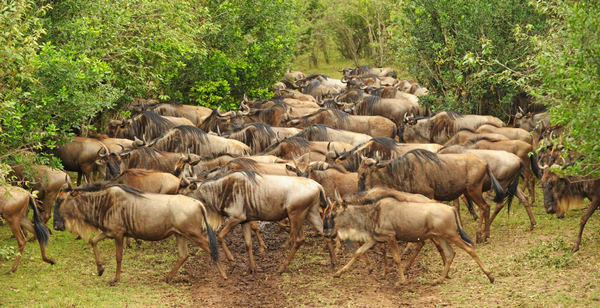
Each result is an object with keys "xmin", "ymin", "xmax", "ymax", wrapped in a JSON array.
[{"xmin": 188, "ymin": 182, "xmax": 197, "ymax": 190}]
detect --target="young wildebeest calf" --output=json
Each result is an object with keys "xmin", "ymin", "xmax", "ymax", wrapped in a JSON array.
[
  {"xmin": 323, "ymin": 189, "xmax": 494, "ymax": 285},
  {"xmin": 182, "ymin": 170, "xmax": 336, "ymax": 273},
  {"xmin": 0, "ymin": 186, "xmax": 54, "ymax": 272},
  {"xmin": 53, "ymin": 183, "xmax": 224, "ymax": 285}
]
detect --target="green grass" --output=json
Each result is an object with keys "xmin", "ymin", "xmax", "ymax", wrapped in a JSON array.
[
  {"xmin": 0, "ymin": 228, "xmax": 192, "ymax": 307},
  {"xmin": 1, "ymin": 188, "xmax": 599, "ymax": 307}
]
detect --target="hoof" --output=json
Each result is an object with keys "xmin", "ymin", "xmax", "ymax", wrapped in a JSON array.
[
  {"xmin": 97, "ymin": 265, "xmax": 105, "ymax": 277},
  {"xmin": 44, "ymin": 258, "xmax": 56, "ymax": 265},
  {"xmin": 108, "ymin": 278, "xmax": 119, "ymax": 286},
  {"xmin": 488, "ymin": 276, "xmax": 495, "ymax": 283},
  {"xmin": 571, "ymin": 246, "xmax": 579, "ymax": 254}
]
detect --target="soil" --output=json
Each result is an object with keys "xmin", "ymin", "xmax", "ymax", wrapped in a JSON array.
[{"xmin": 181, "ymin": 222, "xmax": 450, "ymax": 307}]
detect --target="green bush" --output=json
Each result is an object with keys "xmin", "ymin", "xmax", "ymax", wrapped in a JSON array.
[
  {"xmin": 533, "ymin": 1, "xmax": 600, "ymax": 177},
  {"xmin": 390, "ymin": 0, "xmax": 547, "ymax": 119}
]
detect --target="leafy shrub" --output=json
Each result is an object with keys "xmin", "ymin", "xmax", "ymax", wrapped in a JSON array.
[{"xmin": 390, "ymin": 0, "xmax": 547, "ymax": 119}]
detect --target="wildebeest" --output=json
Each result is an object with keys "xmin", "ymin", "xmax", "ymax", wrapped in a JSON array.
[
  {"xmin": 442, "ymin": 128, "xmax": 509, "ymax": 146},
  {"xmin": 475, "ymin": 125, "xmax": 532, "ymax": 144},
  {"xmin": 358, "ymin": 149, "xmax": 505, "ymax": 242},
  {"xmin": 262, "ymin": 136, "xmax": 353, "ymax": 161},
  {"xmin": 273, "ymin": 88, "xmax": 317, "ymax": 103},
  {"xmin": 55, "ymin": 136, "xmax": 110, "ymax": 185},
  {"xmin": 514, "ymin": 111, "xmax": 550, "ymax": 133},
  {"xmin": 107, "ymin": 111, "xmax": 192, "ymax": 141},
  {"xmin": 463, "ymin": 137, "xmax": 542, "ymax": 205},
  {"xmin": 132, "ymin": 101, "xmax": 213, "ymax": 127},
  {"xmin": 292, "ymin": 124, "xmax": 372, "ymax": 147},
  {"xmin": 401, "ymin": 111, "xmax": 505, "ymax": 144},
  {"xmin": 149, "ymin": 125, "xmax": 251, "ymax": 158},
  {"xmin": 89, "ymin": 134, "xmax": 135, "ymax": 153},
  {"xmin": 100, "ymin": 146, "xmax": 190, "ymax": 179},
  {"xmin": 330, "ymin": 137, "xmax": 442, "ymax": 172},
  {"xmin": 438, "ymin": 145, "xmax": 534, "ymax": 231},
  {"xmin": 52, "ymin": 183, "xmax": 225, "ymax": 284},
  {"xmin": 108, "ymin": 169, "xmax": 180, "ymax": 194},
  {"xmin": 198, "ymin": 158, "xmax": 295, "ymax": 178},
  {"xmin": 541, "ymin": 167, "xmax": 599, "ymax": 253},
  {"xmin": 351, "ymin": 95, "xmax": 423, "ymax": 127},
  {"xmin": 225, "ymin": 122, "xmax": 277, "ymax": 154},
  {"xmin": 0, "ymin": 186, "xmax": 54, "ymax": 272},
  {"xmin": 286, "ymin": 160, "xmax": 358, "ymax": 200},
  {"xmin": 341, "ymin": 65, "xmax": 397, "ymax": 79},
  {"xmin": 286, "ymin": 109, "xmax": 397, "ymax": 139},
  {"xmin": 323, "ymin": 188, "xmax": 494, "ymax": 284},
  {"xmin": 10, "ymin": 165, "xmax": 71, "ymax": 223},
  {"xmin": 181, "ymin": 170, "xmax": 335, "ymax": 273}
]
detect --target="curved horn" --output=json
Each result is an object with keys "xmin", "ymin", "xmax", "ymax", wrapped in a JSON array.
[
  {"xmin": 333, "ymin": 144, "xmax": 340, "ymax": 157},
  {"xmin": 216, "ymin": 107, "xmax": 235, "ymax": 118},
  {"xmin": 518, "ymin": 106, "xmax": 525, "ymax": 114},
  {"xmin": 275, "ymin": 131, "xmax": 281, "ymax": 143},
  {"xmin": 243, "ymin": 94, "xmax": 250, "ymax": 103},
  {"xmin": 181, "ymin": 177, "xmax": 191, "ymax": 187},
  {"xmin": 97, "ymin": 144, "xmax": 109, "ymax": 158}
]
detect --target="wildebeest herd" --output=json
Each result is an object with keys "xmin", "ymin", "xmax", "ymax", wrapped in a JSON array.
[{"xmin": 2, "ymin": 65, "xmax": 597, "ymax": 287}]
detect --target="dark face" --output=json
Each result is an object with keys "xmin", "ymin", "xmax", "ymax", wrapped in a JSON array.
[
  {"xmin": 104, "ymin": 154, "xmax": 123, "ymax": 180},
  {"xmin": 542, "ymin": 181, "xmax": 557, "ymax": 215},
  {"xmin": 53, "ymin": 196, "xmax": 66, "ymax": 231}
]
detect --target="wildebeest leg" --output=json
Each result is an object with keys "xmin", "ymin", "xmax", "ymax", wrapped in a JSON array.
[
  {"xmin": 333, "ymin": 238, "xmax": 377, "ymax": 278},
  {"xmin": 241, "ymin": 223, "xmax": 257, "ymax": 273},
  {"xmin": 401, "ymin": 241, "xmax": 425, "ymax": 275},
  {"xmin": 91, "ymin": 233, "xmax": 108, "ymax": 276},
  {"xmin": 186, "ymin": 228, "xmax": 228, "ymax": 279},
  {"xmin": 20, "ymin": 218, "xmax": 55, "ymax": 265},
  {"xmin": 277, "ymin": 210, "xmax": 307, "ymax": 274},
  {"xmin": 468, "ymin": 189, "xmax": 490, "ymax": 243},
  {"xmin": 449, "ymin": 235, "xmax": 494, "ymax": 283},
  {"xmin": 387, "ymin": 237, "xmax": 408, "ymax": 286},
  {"xmin": 165, "ymin": 235, "xmax": 189, "ymax": 282},
  {"xmin": 572, "ymin": 199, "xmax": 599, "ymax": 253},
  {"xmin": 217, "ymin": 217, "xmax": 245, "ymax": 261},
  {"xmin": 305, "ymin": 204, "xmax": 336, "ymax": 267},
  {"xmin": 433, "ymin": 238, "xmax": 455, "ymax": 285},
  {"xmin": 76, "ymin": 172, "xmax": 83, "ymax": 186},
  {"xmin": 250, "ymin": 222, "xmax": 267, "ymax": 253},
  {"xmin": 7, "ymin": 217, "xmax": 26, "ymax": 273},
  {"xmin": 517, "ymin": 188, "xmax": 536, "ymax": 230},
  {"xmin": 109, "ymin": 235, "xmax": 125, "ymax": 285},
  {"xmin": 429, "ymin": 238, "xmax": 447, "ymax": 270}
]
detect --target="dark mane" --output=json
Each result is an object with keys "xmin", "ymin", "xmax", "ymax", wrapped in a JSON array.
[
  {"xmin": 133, "ymin": 111, "xmax": 174, "ymax": 138},
  {"xmin": 227, "ymin": 158, "xmax": 259, "ymax": 170},
  {"xmin": 228, "ymin": 122, "xmax": 275, "ymax": 153},
  {"xmin": 203, "ymin": 169, "xmax": 261, "ymax": 184},
  {"xmin": 404, "ymin": 149, "xmax": 442, "ymax": 165},
  {"xmin": 430, "ymin": 112, "xmax": 458, "ymax": 141},
  {"xmin": 371, "ymin": 137, "xmax": 398, "ymax": 150},
  {"xmin": 445, "ymin": 110, "xmax": 464, "ymax": 120},
  {"xmin": 128, "ymin": 146, "xmax": 164, "ymax": 161},
  {"xmin": 357, "ymin": 96, "xmax": 381, "ymax": 115},
  {"xmin": 311, "ymin": 162, "xmax": 348, "ymax": 174},
  {"xmin": 199, "ymin": 109, "xmax": 224, "ymax": 132},
  {"xmin": 294, "ymin": 124, "xmax": 329, "ymax": 141},
  {"xmin": 168, "ymin": 125, "xmax": 208, "ymax": 143},
  {"xmin": 358, "ymin": 137, "xmax": 398, "ymax": 161}
]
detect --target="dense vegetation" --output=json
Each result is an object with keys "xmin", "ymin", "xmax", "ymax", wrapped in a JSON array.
[{"xmin": 0, "ymin": 0, "xmax": 598, "ymax": 176}]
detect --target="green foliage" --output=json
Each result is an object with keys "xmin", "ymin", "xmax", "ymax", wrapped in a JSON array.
[
  {"xmin": 0, "ymin": 245, "xmax": 19, "ymax": 261},
  {"xmin": 390, "ymin": 0, "xmax": 546, "ymax": 119},
  {"xmin": 295, "ymin": 0, "xmax": 397, "ymax": 67},
  {"xmin": 533, "ymin": 1, "xmax": 600, "ymax": 177}
]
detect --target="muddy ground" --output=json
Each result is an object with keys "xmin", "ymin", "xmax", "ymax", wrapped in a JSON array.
[{"xmin": 181, "ymin": 222, "xmax": 450, "ymax": 307}]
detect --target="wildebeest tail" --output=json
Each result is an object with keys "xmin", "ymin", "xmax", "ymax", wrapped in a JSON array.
[
  {"xmin": 200, "ymin": 206, "xmax": 219, "ymax": 263},
  {"xmin": 453, "ymin": 208, "xmax": 474, "ymax": 246},
  {"xmin": 464, "ymin": 195, "xmax": 478, "ymax": 220},
  {"xmin": 506, "ymin": 162, "xmax": 523, "ymax": 215},
  {"xmin": 530, "ymin": 152, "xmax": 542, "ymax": 179},
  {"xmin": 487, "ymin": 166, "xmax": 506, "ymax": 203},
  {"xmin": 29, "ymin": 197, "xmax": 49, "ymax": 247}
]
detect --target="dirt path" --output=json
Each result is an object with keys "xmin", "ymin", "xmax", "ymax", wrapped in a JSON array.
[{"xmin": 183, "ymin": 223, "xmax": 451, "ymax": 307}]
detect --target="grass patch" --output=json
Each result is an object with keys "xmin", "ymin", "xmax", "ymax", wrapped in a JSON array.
[{"xmin": 0, "ymin": 226, "xmax": 191, "ymax": 307}]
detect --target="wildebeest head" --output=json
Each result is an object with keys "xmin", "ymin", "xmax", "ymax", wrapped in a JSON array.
[
  {"xmin": 322, "ymin": 190, "xmax": 345, "ymax": 238},
  {"xmin": 198, "ymin": 107, "xmax": 237, "ymax": 134},
  {"xmin": 107, "ymin": 119, "xmax": 132, "ymax": 138}
]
